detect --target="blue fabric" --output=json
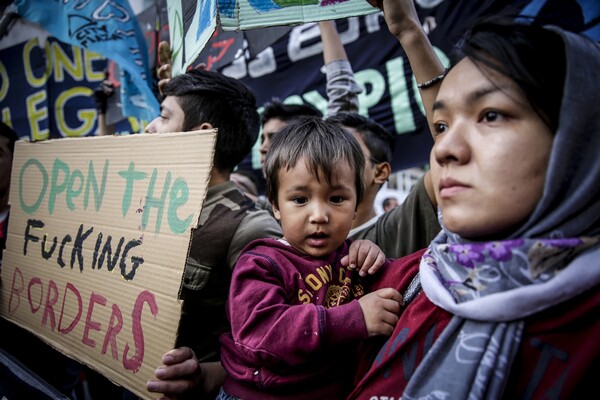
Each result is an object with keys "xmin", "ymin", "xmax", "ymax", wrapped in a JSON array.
[
  {"xmin": 216, "ymin": 387, "xmax": 240, "ymax": 400},
  {"xmin": 14, "ymin": 0, "xmax": 159, "ymax": 123},
  {"xmin": 199, "ymin": 0, "xmax": 217, "ymax": 40}
]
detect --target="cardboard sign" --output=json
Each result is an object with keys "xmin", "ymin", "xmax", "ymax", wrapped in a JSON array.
[
  {"xmin": 168, "ymin": 0, "xmax": 378, "ymax": 75},
  {"xmin": 0, "ymin": 130, "xmax": 216, "ymax": 399}
]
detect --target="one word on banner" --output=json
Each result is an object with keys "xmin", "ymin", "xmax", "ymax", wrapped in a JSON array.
[{"xmin": 0, "ymin": 130, "xmax": 216, "ymax": 399}]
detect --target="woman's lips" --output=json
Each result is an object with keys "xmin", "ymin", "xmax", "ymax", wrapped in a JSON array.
[{"xmin": 439, "ymin": 177, "xmax": 469, "ymax": 198}]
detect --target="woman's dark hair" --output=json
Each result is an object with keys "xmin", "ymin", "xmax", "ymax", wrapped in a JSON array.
[
  {"xmin": 455, "ymin": 16, "xmax": 566, "ymax": 133},
  {"xmin": 264, "ymin": 116, "xmax": 365, "ymax": 209}
]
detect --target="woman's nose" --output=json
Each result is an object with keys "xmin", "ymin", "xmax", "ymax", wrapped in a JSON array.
[{"xmin": 433, "ymin": 122, "xmax": 471, "ymax": 166}]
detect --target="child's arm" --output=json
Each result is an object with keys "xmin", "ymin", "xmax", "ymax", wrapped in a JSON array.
[
  {"xmin": 225, "ymin": 252, "xmax": 369, "ymax": 368},
  {"xmin": 342, "ymin": 239, "xmax": 388, "ymax": 277},
  {"xmin": 358, "ymin": 287, "xmax": 403, "ymax": 336}
]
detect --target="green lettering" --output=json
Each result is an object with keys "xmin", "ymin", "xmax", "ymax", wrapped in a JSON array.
[
  {"xmin": 66, "ymin": 169, "xmax": 84, "ymax": 211},
  {"xmin": 119, "ymin": 161, "xmax": 147, "ymax": 217},
  {"xmin": 356, "ymin": 68, "xmax": 386, "ymax": 116},
  {"xmin": 84, "ymin": 160, "xmax": 109, "ymax": 211},
  {"xmin": 49, "ymin": 158, "xmax": 70, "ymax": 215},
  {"xmin": 386, "ymin": 57, "xmax": 414, "ymax": 134},
  {"xmin": 168, "ymin": 177, "xmax": 191, "ymax": 234},
  {"xmin": 20, "ymin": 159, "xmax": 48, "ymax": 215},
  {"xmin": 142, "ymin": 170, "xmax": 170, "ymax": 234}
]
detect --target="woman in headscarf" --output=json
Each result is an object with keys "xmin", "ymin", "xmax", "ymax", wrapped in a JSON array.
[{"xmin": 350, "ymin": 0, "xmax": 600, "ymax": 398}]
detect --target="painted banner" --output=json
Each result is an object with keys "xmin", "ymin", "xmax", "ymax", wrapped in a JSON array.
[
  {"xmin": 219, "ymin": 0, "xmax": 377, "ymax": 29},
  {"xmin": 0, "ymin": 130, "xmax": 216, "ymax": 399},
  {"xmin": 2, "ymin": 0, "xmax": 599, "ymax": 179},
  {"xmin": 0, "ymin": 35, "xmax": 144, "ymax": 140},
  {"xmin": 168, "ymin": 0, "xmax": 378, "ymax": 75},
  {"xmin": 13, "ymin": 0, "xmax": 160, "ymax": 122},
  {"xmin": 224, "ymin": 0, "xmax": 600, "ymax": 190}
]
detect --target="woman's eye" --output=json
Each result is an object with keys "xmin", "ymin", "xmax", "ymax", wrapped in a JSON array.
[
  {"xmin": 482, "ymin": 110, "xmax": 501, "ymax": 122},
  {"xmin": 432, "ymin": 122, "xmax": 448, "ymax": 136},
  {"xmin": 292, "ymin": 197, "xmax": 307, "ymax": 205}
]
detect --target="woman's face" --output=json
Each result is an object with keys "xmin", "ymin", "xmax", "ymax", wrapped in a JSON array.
[{"xmin": 430, "ymin": 58, "xmax": 554, "ymax": 240}]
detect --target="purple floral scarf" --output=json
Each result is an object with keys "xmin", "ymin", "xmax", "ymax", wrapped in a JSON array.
[{"xmin": 403, "ymin": 231, "xmax": 600, "ymax": 400}]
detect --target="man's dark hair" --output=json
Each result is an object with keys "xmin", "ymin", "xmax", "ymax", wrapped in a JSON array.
[
  {"xmin": 0, "ymin": 121, "xmax": 19, "ymax": 154},
  {"xmin": 326, "ymin": 112, "xmax": 395, "ymax": 165},
  {"xmin": 162, "ymin": 69, "xmax": 260, "ymax": 173},
  {"xmin": 260, "ymin": 99, "xmax": 322, "ymax": 127}
]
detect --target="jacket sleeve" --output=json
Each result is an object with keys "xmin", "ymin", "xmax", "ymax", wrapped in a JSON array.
[
  {"xmin": 226, "ymin": 251, "xmax": 367, "ymax": 368},
  {"xmin": 226, "ymin": 210, "xmax": 282, "ymax": 269},
  {"xmin": 325, "ymin": 59, "xmax": 362, "ymax": 116},
  {"xmin": 377, "ymin": 175, "xmax": 441, "ymax": 258}
]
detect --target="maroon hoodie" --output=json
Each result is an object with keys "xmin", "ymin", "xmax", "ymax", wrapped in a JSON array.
[{"xmin": 220, "ymin": 237, "xmax": 386, "ymax": 400}]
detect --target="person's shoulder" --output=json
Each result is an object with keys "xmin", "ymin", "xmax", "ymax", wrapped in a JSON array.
[
  {"xmin": 348, "ymin": 216, "xmax": 379, "ymax": 240},
  {"xmin": 372, "ymin": 248, "xmax": 426, "ymax": 291},
  {"xmin": 237, "ymin": 205, "xmax": 282, "ymax": 240},
  {"xmin": 237, "ymin": 238, "xmax": 293, "ymax": 266}
]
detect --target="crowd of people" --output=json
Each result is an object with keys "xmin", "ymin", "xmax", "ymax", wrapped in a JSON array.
[{"xmin": 1, "ymin": 0, "xmax": 599, "ymax": 399}]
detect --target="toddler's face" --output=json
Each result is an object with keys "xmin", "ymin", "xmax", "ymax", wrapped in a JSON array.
[{"xmin": 273, "ymin": 157, "xmax": 357, "ymax": 258}]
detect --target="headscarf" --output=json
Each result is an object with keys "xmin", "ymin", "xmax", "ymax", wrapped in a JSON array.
[{"xmin": 406, "ymin": 26, "xmax": 600, "ymax": 399}]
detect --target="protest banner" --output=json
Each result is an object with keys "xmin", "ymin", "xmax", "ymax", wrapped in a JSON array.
[
  {"xmin": 13, "ymin": 0, "xmax": 160, "ymax": 123},
  {"xmin": 0, "ymin": 130, "xmax": 216, "ymax": 399},
  {"xmin": 168, "ymin": 0, "xmax": 378, "ymax": 75}
]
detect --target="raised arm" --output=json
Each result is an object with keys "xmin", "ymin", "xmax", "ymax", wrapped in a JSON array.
[
  {"xmin": 374, "ymin": 0, "xmax": 445, "ymax": 129},
  {"xmin": 374, "ymin": 0, "xmax": 445, "ymax": 207},
  {"xmin": 319, "ymin": 20, "xmax": 362, "ymax": 116}
]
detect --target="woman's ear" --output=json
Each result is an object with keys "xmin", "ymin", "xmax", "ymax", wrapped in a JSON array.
[{"xmin": 374, "ymin": 162, "xmax": 392, "ymax": 185}]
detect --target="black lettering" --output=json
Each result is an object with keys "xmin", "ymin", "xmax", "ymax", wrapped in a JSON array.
[
  {"xmin": 57, "ymin": 235, "xmax": 72, "ymax": 268},
  {"xmin": 120, "ymin": 239, "xmax": 144, "ymax": 281},
  {"xmin": 24, "ymin": 219, "xmax": 44, "ymax": 256},
  {"xmin": 41, "ymin": 234, "xmax": 57, "ymax": 260},
  {"xmin": 98, "ymin": 236, "xmax": 124, "ymax": 272},
  {"xmin": 70, "ymin": 224, "xmax": 94, "ymax": 272}
]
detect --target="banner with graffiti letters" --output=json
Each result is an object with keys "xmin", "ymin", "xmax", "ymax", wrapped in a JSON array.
[
  {"xmin": 13, "ymin": 0, "xmax": 160, "ymax": 122},
  {"xmin": 168, "ymin": 0, "xmax": 378, "ymax": 75},
  {"xmin": 0, "ymin": 34, "xmax": 146, "ymax": 140},
  {"xmin": 227, "ymin": 0, "xmax": 600, "ymax": 191}
]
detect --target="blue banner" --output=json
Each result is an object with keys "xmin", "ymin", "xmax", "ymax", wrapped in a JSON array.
[
  {"xmin": 225, "ymin": 0, "xmax": 599, "ymax": 189},
  {"xmin": 14, "ymin": 0, "xmax": 159, "ymax": 122},
  {"xmin": 0, "ymin": 38, "xmax": 143, "ymax": 139}
]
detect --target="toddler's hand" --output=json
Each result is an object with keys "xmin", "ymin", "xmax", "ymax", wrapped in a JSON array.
[
  {"xmin": 358, "ymin": 288, "xmax": 403, "ymax": 337},
  {"xmin": 342, "ymin": 239, "xmax": 387, "ymax": 276}
]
